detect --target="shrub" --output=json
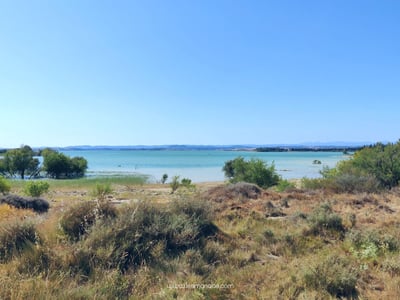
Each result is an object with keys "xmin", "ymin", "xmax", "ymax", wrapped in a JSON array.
[
  {"xmin": 331, "ymin": 173, "xmax": 381, "ymax": 193},
  {"xmin": 60, "ymin": 201, "xmax": 117, "ymax": 241},
  {"xmin": 314, "ymin": 142, "xmax": 400, "ymax": 191},
  {"xmin": 0, "ymin": 194, "xmax": 49, "ymax": 213},
  {"xmin": 180, "ymin": 178, "xmax": 193, "ymax": 188},
  {"xmin": 161, "ymin": 173, "xmax": 168, "ymax": 184},
  {"xmin": 24, "ymin": 181, "xmax": 50, "ymax": 197},
  {"xmin": 17, "ymin": 246, "xmax": 59, "ymax": 276},
  {"xmin": 81, "ymin": 197, "xmax": 217, "ymax": 272},
  {"xmin": 275, "ymin": 179, "xmax": 296, "ymax": 192},
  {"xmin": 307, "ymin": 203, "xmax": 345, "ymax": 238},
  {"xmin": 346, "ymin": 229, "xmax": 398, "ymax": 259},
  {"xmin": 0, "ymin": 221, "xmax": 39, "ymax": 262},
  {"xmin": 91, "ymin": 183, "xmax": 113, "ymax": 201},
  {"xmin": 301, "ymin": 173, "xmax": 380, "ymax": 193},
  {"xmin": 301, "ymin": 177, "xmax": 326, "ymax": 190},
  {"xmin": 0, "ymin": 176, "xmax": 11, "ymax": 194},
  {"xmin": 170, "ymin": 175, "xmax": 180, "ymax": 194},
  {"xmin": 223, "ymin": 157, "xmax": 280, "ymax": 188},
  {"xmin": 303, "ymin": 254, "xmax": 358, "ymax": 298}
]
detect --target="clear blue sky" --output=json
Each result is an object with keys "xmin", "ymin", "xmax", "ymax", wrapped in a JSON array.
[{"xmin": 1, "ymin": 0, "xmax": 399, "ymax": 148}]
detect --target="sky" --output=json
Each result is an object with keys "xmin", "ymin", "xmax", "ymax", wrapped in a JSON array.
[{"xmin": 0, "ymin": 0, "xmax": 399, "ymax": 148}]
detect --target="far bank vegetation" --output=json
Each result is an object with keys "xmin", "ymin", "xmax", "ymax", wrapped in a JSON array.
[{"xmin": 0, "ymin": 145, "xmax": 88, "ymax": 179}]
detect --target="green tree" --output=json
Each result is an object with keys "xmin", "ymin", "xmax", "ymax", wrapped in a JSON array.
[
  {"xmin": 223, "ymin": 157, "xmax": 280, "ymax": 188},
  {"xmin": 42, "ymin": 148, "xmax": 88, "ymax": 179},
  {"xmin": 0, "ymin": 145, "xmax": 39, "ymax": 179}
]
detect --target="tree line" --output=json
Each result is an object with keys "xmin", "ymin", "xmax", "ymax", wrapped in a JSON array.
[{"xmin": 0, "ymin": 145, "xmax": 88, "ymax": 179}]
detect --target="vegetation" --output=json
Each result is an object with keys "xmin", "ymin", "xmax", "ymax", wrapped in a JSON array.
[
  {"xmin": 302, "ymin": 141, "xmax": 400, "ymax": 192},
  {"xmin": 223, "ymin": 156, "xmax": 280, "ymax": 188},
  {"xmin": 42, "ymin": 148, "xmax": 88, "ymax": 179},
  {"xmin": 0, "ymin": 194, "xmax": 49, "ymax": 213},
  {"xmin": 23, "ymin": 181, "xmax": 50, "ymax": 197},
  {"xmin": 3, "ymin": 143, "xmax": 400, "ymax": 298},
  {"xmin": 169, "ymin": 176, "xmax": 195, "ymax": 193},
  {"xmin": 0, "ymin": 146, "xmax": 88, "ymax": 180},
  {"xmin": 161, "ymin": 173, "xmax": 168, "ymax": 184},
  {"xmin": 0, "ymin": 145, "xmax": 39, "ymax": 179},
  {"xmin": 91, "ymin": 183, "xmax": 113, "ymax": 201},
  {"xmin": 0, "ymin": 176, "xmax": 11, "ymax": 194}
]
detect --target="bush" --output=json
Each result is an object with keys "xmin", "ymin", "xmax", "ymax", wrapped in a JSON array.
[
  {"xmin": 60, "ymin": 201, "xmax": 117, "ymax": 241},
  {"xmin": 313, "ymin": 142, "xmax": 400, "ymax": 191},
  {"xmin": 307, "ymin": 203, "xmax": 345, "ymax": 238},
  {"xmin": 0, "ymin": 176, "xmax": 11, "ymax": 194},
  {"xmin": 17, "ymin": 246, "xmax": 59, "ymax": 276},
  {"xmin": 170, "ymin": 175, "xmax": 180, "ymax": 194},
  {"xmin": 80, "ymin": 197, "xmax": 217, "ymax": 272},
  {"xmin": 301, "ymin": 173, "xmax": 381, "ymax": 193},
  {"xmin": 0, "ymin": 194, "xmax": 49, "ymax": 213},
  {"xmin": 91, "ymin": 183, "xmax": 113, "ymax": 201},
  {"xmin": 161, "ymin": 173, "xmax": 168, "ymax": 184},
  {"xmin": 346, "ymin": 229, "xmax": 398, "ymax": 259},
  {"xmin": 275, "ymin": 179, "xmax": 296, "ymax": 192},
  {"xmin": 0, "ymin": 221, "xmax": 39, "ymax": 262},
  {"xmin": 223, "ymin": 157, "xmax": 280, "ymax": 188},
  {"xmin": 24, "ymin": 181, "xmax": 50, "ymax": 197},
  {"xmin": 303, "ymin": 254, "xmax": 358, "ymax": 298}
]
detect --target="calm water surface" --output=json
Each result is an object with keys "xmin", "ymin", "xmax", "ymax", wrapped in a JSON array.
[{"xmin": 61, "ymin": 150, "xmax": 347, "ymax": 183}]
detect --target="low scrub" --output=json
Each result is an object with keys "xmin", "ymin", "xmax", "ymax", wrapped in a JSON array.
[
  {"xmin": 24, "ymin": 181, "xmax": 50, "ymax": 197},
  {"xmin": 78, "ymin": 198, "xmax": 217, "ymax": 273},
  {"xmin": 306, "ymin": 203, "xmax": 345, "ymax": 238},
  {"xmin": 301, "ymin": 174, "xmax": 381, "ymax": 193},
  {"xmin": 60, "ymin": 201, "xmax": 117, "ymax": 241},
  {"xmin": 346, "ymin": 229, "xmax": 398, "ymax": 259},
  {"xmin": 0, "ymin": 176, "xmax": 11, "ymax": 194},
  {"xmin": 303, "ymin": 254, "xmax": 359, "ymax": 298},
  {"xmin": 0, "ymin": 221, "xmax": 39, "ymax": 262},
  {"xmin": 0, "ymin": 194, "xmax": 49, "ymax": 213},
  {"xmin": 91, "ymin": 183, "xmax": 113, "ymax": 201}
]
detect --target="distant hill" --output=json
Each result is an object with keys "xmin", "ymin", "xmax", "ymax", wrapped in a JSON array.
[
  {"xmin": 55, "ymin": 142, "xmax": 372, "ymax": 152},
  {"xmin": 1, "ymin": 142, "xmax": 374, "ymax": 152}
]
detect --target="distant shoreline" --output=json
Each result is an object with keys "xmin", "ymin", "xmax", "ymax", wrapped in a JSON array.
[{"xmin": 0, "ymin": 144, "xmax": 368, "ymax": 153}]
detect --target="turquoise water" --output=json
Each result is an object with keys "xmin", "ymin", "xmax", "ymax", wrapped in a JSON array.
[{"xmin": 61, "ymin": 150, "xmax": 347, "ymax": 183}]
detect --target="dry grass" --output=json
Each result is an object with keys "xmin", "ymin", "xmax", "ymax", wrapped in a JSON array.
[{"xmin": 1, "ymin": 179, "xmax": 400, "ymax": 299}]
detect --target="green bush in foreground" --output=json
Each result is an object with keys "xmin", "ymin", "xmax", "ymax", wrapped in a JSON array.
[
  {"xmin": 24, "ymin": 181, "xmax": 50, "ymax": 197},
  {"xmin": 223, "ymin": 157, "xmax": 280, "ymax": 189},
  {"xmin": 0, "ymin": 176, "xmax": 11, "ymax": 194}
]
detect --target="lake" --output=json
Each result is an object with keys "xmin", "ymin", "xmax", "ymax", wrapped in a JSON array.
[{"xmin": 61, "ymin": 150, "xmax": 347, "ymax": 183}]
